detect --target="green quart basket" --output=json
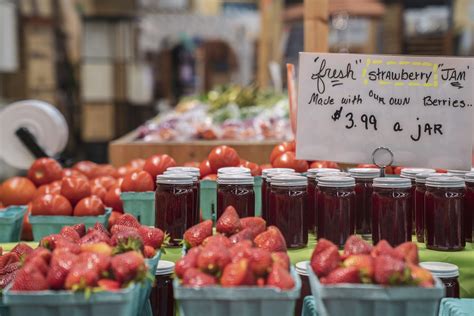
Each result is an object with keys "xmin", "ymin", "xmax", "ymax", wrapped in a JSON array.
[
  {"xmin": 29, "ymin": 208, "xmax": 112, "ymax": 241},
  {"xmin": 0, "ymin": 294, "xmax": 9, "ymax": 316},
  {"xmin": 137, "ymin": 250, "xmax": 162, "ymax": 316},
  {"xmin": 0, "ymin": 206, "xmax": 27, "ymax": 243},
  {"xmin": 121, "ymin": 191, "xmax": 155, "ymax": 226}
]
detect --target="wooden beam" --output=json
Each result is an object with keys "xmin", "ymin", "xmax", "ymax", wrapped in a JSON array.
[{"xmin": 304, "ymin": 0, "xmax": 329, "ymax": 52}]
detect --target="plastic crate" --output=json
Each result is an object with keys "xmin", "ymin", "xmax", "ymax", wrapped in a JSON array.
[
  {"xmin": 0, "ymin": 295, "xmax": 9, "ymax": 316},
  {"xmin": 439, "ymin": 298, "xmax": 474, "ymax": 316},
  {"xmin": 121, "ymin": 192, "xmax": 155, "ymax": 226},
  {"xmin": 307, "ymin": 262, "xmax": 444, "ymax": 316},
  {"xmin": 0, "ymin": 206, "xmax": 27, "ymax": 243},
  {"xmin": 174, "ymin": 267, "xmax": 301, "ymax": 316},
  {"xmin": 137, "ymin": 250, "xmax": 162, "ymax": 316},
  {"xmin": 29, "ymin": 209, "xmax": 112, "ymax": 241},
  {"xmin": 3, "ymin": 283, "xmax": 140, "ymax": 316}
]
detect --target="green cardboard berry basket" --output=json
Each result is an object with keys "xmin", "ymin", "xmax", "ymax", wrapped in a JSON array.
[
  {"xmin": 137, "ymin": 250, "xmax": 162, "ymax": 316},
  {"xmin": 173, "ymin": 267, "xmax": 301, "ymax": 316},
  {"xmin": 307, "ymin": 262, "xmax": 444, "ymax": 316},
  {"xmin": 0, "ymin": 206, "xmax": 26, "ymax": 243},
  {"xmin": 3, "ymin": 283, "xmax": 140, "ymax": 316},
  {"xmin": 121, "ymin": 192, "xmax": 155, "ymax": 226},
  {"xmin": 0, "ymin": 294, "xmax": 9, "ymax": 316},
  {"xmin": 29, "ymin": 208, "xmax": 112, "ymax": 241}
]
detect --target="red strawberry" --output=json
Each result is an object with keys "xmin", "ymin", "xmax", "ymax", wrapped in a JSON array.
[
  {"xmin": 111, "ymin": 229, "xmax": 144, "ymax": 252},
  {"xmin": 183, "ymin": 220, "xmax": 213, "ymax": 248},
  {"xmin": 310, "ymin": 245, "xmax": 341, "ymax": 277},
  {"xmin": 0, "ymin": 262, "xmax": 21, "ymax": 289},
  {"xmin": 271, "ymin": 252, "xmax": 291, "ymax": 271},
  {"xmin": 80, "ymin": 242, "xmax": 113, "ymax": 256},
  {"xmin": 175, "ymin": 247, "xmax": 201, "ymax": 278},
  {"xmin": 202, "ymin": 234, "xmax": 232, "ymax": 249},
  {"xmin": 267, "ymin": 265, "xmax": 295, "ymax": 289},
  {"xmin": 0, "ymin": 261, "xmax": 22, "ymax": 276},
  {"xmin": 25, "ymin": 255, "xmax": 49, "ymax": 276},
  {"xmin": 60, "ymin": 226, "xmax": 81, "ymax": 242},
  {"xmin": 110, "ymin": 251, "xmax": 147, "ymax": 283},
  {"xmin": 65, "ymin": 263, "xmax": 100, "ymax": 290},
  {"xmin": 25, "ymin": 248, "xmax": 51, "ymax": 264},
  {"xmin": 138, "ymin": 226, "xmax": 164, "ymax": 249},
  {"xmin": 229, "ymin": 228, "xmax": 256, "ymax": 244},
  {"xmin": 371, "ymin": 240, "xmax": 404, "ymax": 260},
  {"xmin": 10, "ymin": 243, "xmax": 34, "ymax": 259},
  {"xmin": 54, "ymin": 238, "xmax": 81, "ymax": 254},
  {"xmin": 343, "ymin": 235, "xmax": 373, "ymax": 258},
  {"xmin": 254, "ymin": 226, "xmax": 287, "ymax": 252},
  {"xmin": 90, "ymin": 222, "xmax": 110, "ymax": 236},
  {"xmin": 247, "ymin": 248, "xmax": 273, "ymax": 276},
  {"xmin": 321, "ymin": 266, "xmax": 361, "ymax": 285},
  {"xmin": 0, "ymin": 252, "xmax": 20, "ymax": 269},
  {"xmin": 315, "ymin": 239, "xmax": 338, "ymax": 256},
  {"xmin": 197, "ymin": 245, "xmax": 231, "ymax": 274},
  {"xmin": 110, "ymin": 224, "xmax": 138, "ymax": 235},
  {"xmin": 373, "ymin": 255, "xmax": 408, "ymax": 285},
  {"xmin": 182, "ymin": 268, "xmax": 217, "ymax": 287},
  {"xmin": 216, "ymin": 206, "xmax": 241, "ymax": 235},
  {"xmin": 77, "ymin": 252, "xmax": 111, "ymax": 274},
  {"xmin": 80, "ymin": 230, "xmax": 111, "ymax": 245},
  {"xmin": 40, "ymin": 234, "xmax": 67, "ymax": 250},
  {"xmin": 395, "ymin": 242, "xmax": 419, "ymax": 264},
  {"xmin": 114, "ymin": 214, "xmax": 141, "ymax": 229},
  {"xmin": 47, "ymin": 249, "xmax": 78, "ymax": 289},
  {"xmin": 343, "ymin": 254, "xmax": 374, "ymax": 280},
  {"xmin": 11, "ymin": 265, "xmax": 49, "ymax": 291},
  {"xmin": 240, "ymin": 217, "xmax": 266, "ymax": 236},
  {"xmin": 229, "ymin": 240, "xmax": 253, "ymax": 262},
  {"xmin": 98, "ymin": 279, "xmax": 121, "ymax": 291},
  {"xmin": 221, "ymin": 259, "xmax": 255, "ymax": 287},
  {"xmin": 408, "ymin": 263, "xmax": 434, "ymax": 288},
  {"xmin": 143, "ymin": 245, "xmax": 156, "ymax": 258},
  {"xmin": 71, "ymin": 223, "xmax": 86, "ymax": 237}
]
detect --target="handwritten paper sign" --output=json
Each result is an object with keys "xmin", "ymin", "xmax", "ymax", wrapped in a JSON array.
[{"xmin": 296, "ymin": 53, "xmax": 474, "ymax": 170}]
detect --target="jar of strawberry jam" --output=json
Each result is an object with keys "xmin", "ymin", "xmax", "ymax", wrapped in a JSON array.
[
  {"xmin": 372, "ymin": 177, "xmax": 412, "ymax": 246},
  {"xmin": 264, "ymin": 170, "xmax": 297, "ymax": 225},
  {"xmin": 306, "ymin": 169, "xmax": 338, "ymax": 233},
  {"xmin": 269, "ymin": 174, "xmax": 308, "ymax": 248},
  {"xmin": 348, "ymin": 168, "xmax": 380, "ymax": 237},
  {"xmin": 425, "ymin": 176, "xmax": 465, "ymax": 251},
  {"xmin": 420, "ymin": 262, "xmax": 460, "ymax": 298},
  {"xmin": 155, "ymin": 174, "xmax": 194, "ymax": 247},
  {"xmin": 150, "ymin": 260, "xmax": 175, "ymax": 316},
  {"xmin": 465, "ymin": 172, "xmax": 474, "ymax": 243},
  {"xmin": 217, "ymin": 174, "xmax": 255, "ymax": 218},
  {"xmin": 217, "ymin": 167, "xmax": 251, "ymax": 176},
  {"xmin": 447, "ymin": 170, "xmax": 470, "ymax": 178},
  {"xmin": 295, "ymin": 261, "xmax": 311, "ymax": 316},
  {"xmin": 317, "ymin": 176, "xmax": 356, "ymax": 248}
]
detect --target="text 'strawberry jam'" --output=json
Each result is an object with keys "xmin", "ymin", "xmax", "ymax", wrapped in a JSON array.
[
  {"xmin": 415, "ymin": 173, "xmax": 451, "ymax": 243},
  {"xmin": 217, "ymin": 174, "xmax": 255, "ymax": 219},
  {"xmin": 269, "ymin": 174, "xmax": 308, "ymax": 248},
  {"xmin": 348, "ymin": 168, "xmax": 380, "ymax": 237},
  {"xmin": 420, "ymin": 262, "xmax": 460, "ymax": 298},
  {"xmin": 155, "ymin": 174, "xmax": 194, "ymax": 247},
  {"xmin": 317, "ymin": 176, "xmax": 356, "ymax": 248},
  {"xmin": 465, "ymin": 172, "xmax": 474, "ymax": 242},
  {"xmin": 295, "ymin": 261, "xmax": 311, "ymax": 316},
  {"xmin": 372, "ymin": 177, "xmax": 412, "ymax": 246},
  {"xmin": 425, "ymin": 176, "xmax": 465, "ymax": 251},
  {"xmin": 261, "ymin": 168, "xmax": 295, "ymax": 224},
  {"xmin": 150, "ymin": 260, "xmax": 175, "ymax": 316}
]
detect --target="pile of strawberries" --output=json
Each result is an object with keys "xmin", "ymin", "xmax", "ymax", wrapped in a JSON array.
[
  {"xmin": 175, "ymin": 206, "xmax": 295, "ymax": 290},
  {"xmin": 310, "ymin": 236, "xmax": 434, "ymax": 287}
]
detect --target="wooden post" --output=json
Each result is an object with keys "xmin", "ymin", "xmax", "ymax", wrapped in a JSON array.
[
  {"xmin": 258, "ymin": 0, "xmax": 272, "ymax": 87},
  {"xmin": 304, "ymin": 0, "xmax": 329, "ymax": 52}
]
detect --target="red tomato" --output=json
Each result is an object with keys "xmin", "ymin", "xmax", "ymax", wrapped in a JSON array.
[
  {"xmin": 72, "ymin": 161, "xmax": 98, "ymax": 179},
  {"xmin": 27, "ymin": 158, "xmax": 63, "ymax": 186},
  {"xmin": 108, "ymin": 211, "xmax": 122, "ymax": 229},
  {"xmin": 183, "ymin": 161, "xmax": 200, "ymax": 168},
  {"xmin": 91, "ymin": 176, "xmax": 116, "ymax": 190},
  {"xmin": 104, "ymin": 185, "xmax": 123, "ymax": 213},
  {"xmin": 74, "ymin": 196, "xmax": 105, "ymax": 216},
  {"xmin": 35, "ymin": 182, "xmax": 61, "ymax": 199},
  {"xmin": 270, "ymin": 141, "xmax": 295, "ymax": 163},
  {"xmin": 273, "ymin": 152, "xmax": 308, "ymax": 173},
  {"xmin": 121, "ymin": 171, "xmax": 154, "ymax": 192},
  {"xmin": 62, "ymin": 168, "xmax": 86, "ymax": 179},
  {"xmin": 202, "ymin": 174, "xmax": 217, "ymax": 181},
  {"xmin": 143, "ymin": 154, "xmax": 176, "ymax": 179},
  {"xmin": 199, "ymin": 160, "xmax": 213, "ymax": 178},
  {"xmin": 435, "ymin": 168, "xmax": 448, "ymax": 173},
  {"xmin": 118, "ymin": 166, "xmax": 137, "ymax": 177},
  {"xmin": 260, "ymin": 164, "xmax": 273, "ymax": 171},
  {"xmin": 392, "ymin": 166, "xmax": 404, "ymax": 175},
  {"xmin": 60, "ymin": 176, "xmax": 91, "ymax": 206},
  {"xmin": 31, "ymin": 194, "xmax": 73, "ymax": 216},
  {"xmin": 1, "ymin": 177, "xmax": 37, "ymax": 206},
  {"xmin": 127, "ymin": 159, "xmax": 145, "ymax": 170},
  {"xmin": 91, "ymin": 164, "xmax": 119, "ymax": 179},
  {"xmin": 21, "ymin": 203, "xmax": 33, "ymax": 241},
  {"xmin": 324, "ymin": 161, "xmax": 340, "ymax": 169},
  {"xmin": 310, "ymin": 161, "xmax": 340, "ymax": 170},
  {"xmin": 240, "ymin": 160, "xmax": 262, "ymax": 176},
  {"xmin": 91, "ymin": 183, "xmax": 107, "ymax": 201},
  {"xmin": 208, "ymin": 146, "xmax": 240, "ymax": 173}
]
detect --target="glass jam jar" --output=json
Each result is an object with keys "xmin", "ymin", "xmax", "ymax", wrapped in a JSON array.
[
  {"xmin": 447, "ymin": 169, "xmax": 470, "ymax": 177},
  {"xmin": 217, "ymin": 174, "xmax": 255, "ymax": 219},
  {"xmin": 372, "ymin": 177, "xmax": 412, "ymax": 246},
  {"xmin": 348, "ymin": 168, "xmax": 380, "ymax": 237},
  {"xmin": 155, "ymin": 174, "xmax": 194, "ymax": 247},
  {"xmin": 269, "ymin": 174, "xmax": 308, "ymax": 248},
  {"xmin": 420, "ymin": 262, "xmax": 460, "ymax": 298},
  {"xmin": 465, "ymin": 172, "xmax": 474, "ymax": 243},
  {"xmin": 317, "ymin": 176, "xmax": 356, "ymax": 248},
  {"xmin": 306, "ymin": 169, "xmax": 338, "ymax": 233},
  {"xmin": 150, "ymin": 260, "xmax": 175, "ymax": 316},
  {"xmin": 217, "ymin": 167, "xmax": 251, "ymax": 177},
  {"xmin": 425, "ymin": 176, "xmax": 465, "ymax": 251},
  {"xmin": 295, "ymin": 261, "xmax": 311, "ymax": 316},
  {"xmin": 261, "ymin": 168, "xmax": 295, "ymax": 223}
]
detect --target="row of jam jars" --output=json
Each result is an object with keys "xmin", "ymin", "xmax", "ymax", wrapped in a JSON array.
[
  {"xmin": 316, "ymin": 176, "xmax": 356, "ymax": 248},
  {"xmin": 263, "ymin": 169, "xmax": 297, "ymax": 225},
  {"xmin": 466, "ymin": 172, "xmax": 474, "ymax": 243},
  {"xmin": 372, "ymin": 177, "xmax": 412, "ymax": 247},
  {"xmin": 414, "ymin": 172, "xmax": 451, "ymax": 243},
  {"xmin": 348, "ymin": 168, "xmax": 380, "ymax": 238},
  {"xmin": 150, "ymin": 260, "xmax": 175, "ymax": 316},
  {"xmin": 425, "ymin": 176, "xmax": 465, "ymax": 251},
  {"xmin": 216, "ymin": 173, "xmax": 255, "ymax": 218},
  {"xmin": 164, "ymin": 167, "xmax": 200, "ymax": 228},
  {"xmin": 155, "ymin": 174, "xmax": 194, "ymax": 247},
  {"xmin": 269, "ymin": 174, "xmax": 308, "ymax": 248},
  {"xmin": 420, "ymin": 262, "xmax": 460, "ymax": 298}
]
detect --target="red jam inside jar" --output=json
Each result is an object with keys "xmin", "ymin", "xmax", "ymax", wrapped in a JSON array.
[
  {"xmin": 420, "ymin": 262, "xmax": 460, "ymax": 298},
  {"xmin": 262, "ymin": 168, "xmax": 295, "ymax": 223},
  {"xmin": 217, "ymin": 174, "xmax": 255, "ymax": 219},
  {"xmin": 465, "ymin": 172, "xmax": 474, "ymax": 243},
  {"xmin": 295, "ymin": 261, "xmax": 311, "ymax": 316},
  {"xmin": 372, "ymin": 177, "xmax": 412, "ymax": 246},
  {"xmin": 269, "ymin": 174, "xmax": 308, "ymax": 248},
  {"xmin": 155, "ymin": 174, "xmax": 194, "ymax": 247},
  {"xmin": 317, "ymin": 176, "xmax": 356, "ymax": 248},
  {"xmin": 425, "ymin": 176, "xmax": 465, "ymax": 251},
  {"xmin": 348, "ymin": 168, "xmax": 380, "ymax": 236},
  {"xmin": 150, "ymin": 260, "xmax": 175, "ymax": 316}
]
